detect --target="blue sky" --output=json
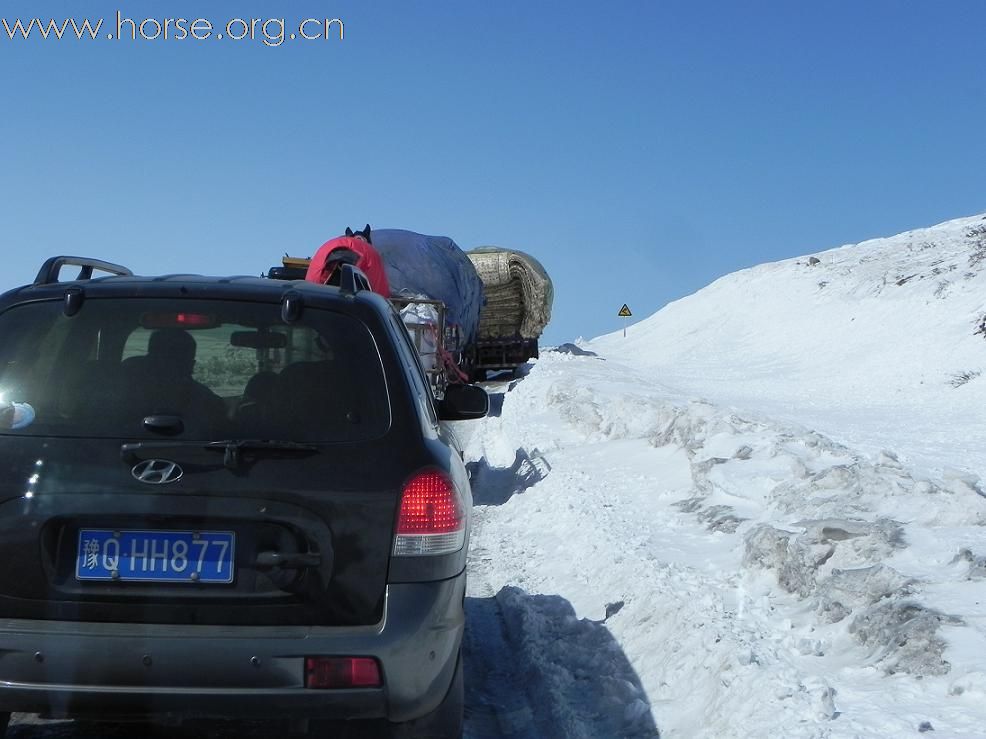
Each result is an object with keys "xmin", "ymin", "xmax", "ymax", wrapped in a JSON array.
[{"xmin": 1, "ymin": 0, "xmax": 984, "ymax": 344}]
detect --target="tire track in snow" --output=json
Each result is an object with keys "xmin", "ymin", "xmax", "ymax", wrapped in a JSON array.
[
  {"xmin": 463, "ymin": 489, "xmax": 542, "ymax": 739},
  {"xmin": 462, "ymin": 432, "xmax": 553, "ymax": 739},
  {"xmin": 460, "ymin": 402, "xmax": 660, "ymax": 739},
  {"xmin": 463, "ymin": 593, "xmax": 541, "ymax": 739}
]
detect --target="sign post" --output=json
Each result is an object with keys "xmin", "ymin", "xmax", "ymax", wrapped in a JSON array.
[{"xmin": 618, "ymin": 303, "xmax": 632, "ymax": 337}]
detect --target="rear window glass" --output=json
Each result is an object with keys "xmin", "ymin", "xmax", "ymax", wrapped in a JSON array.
[{"xmin": 0, "ymin": 298, "xmax": 390, "ymax": 442}]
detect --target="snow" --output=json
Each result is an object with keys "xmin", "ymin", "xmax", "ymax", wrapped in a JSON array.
[
  {"xmin": 458, "ymin": 213, "xmax": 986, "ymax": 738},
  {"xmin": 592, "ymin": 212, "xmax": 986, "ymax": 478}
]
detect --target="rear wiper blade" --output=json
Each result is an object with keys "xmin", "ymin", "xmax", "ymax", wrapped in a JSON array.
[
  {"xmin": 204, "ymin": 439, "xmax": 319, "ymax": 470},
  {"xmin": 121, "ymin": 439, "xmax": 318, "ymax": 469},
  {"xmin": 120, "ymin": 440, "xmax": 210, "ymax": 463}
]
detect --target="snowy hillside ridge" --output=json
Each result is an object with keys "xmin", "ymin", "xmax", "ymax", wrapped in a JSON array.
[
  {"xmin": 665, "ymin": 212, "xmax": 986, "ymax": 307},
  {"xmin": 458, "ymin": 352, "xmax": 986, "ymax": 737},
  {"xmin": 590, "ymin": 212, "xmax": 986, "ymax": 476},
  {"xmin": 797, "ymin": 213, "xmax": 986, "ymax": 307}
]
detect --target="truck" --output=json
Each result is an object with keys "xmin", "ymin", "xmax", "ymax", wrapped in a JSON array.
[
  {"xmin": 271, "ymin": 232, "xmax": 553, "ymax": 387},
  {"xmin": 269, "ymin": 229, "xmax": 483, "ymax": 399},
  {"xmin": 465, "ymin": 247, "xmax": 554, "ymax": 381}
]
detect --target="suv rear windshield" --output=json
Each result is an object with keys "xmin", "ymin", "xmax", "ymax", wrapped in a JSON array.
[{"xmin": 0, "ymin": 298, "xmax": 390, "ymax": 442}]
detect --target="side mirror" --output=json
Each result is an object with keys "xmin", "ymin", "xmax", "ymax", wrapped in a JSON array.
[{"xmin": 437, "ymin": 384, "xmax": 489, "ymax": 421}]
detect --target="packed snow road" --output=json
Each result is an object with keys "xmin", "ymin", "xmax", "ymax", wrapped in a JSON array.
[{"xmin": 12, "ymin": 344, "xmax": 986, "ymax": 738}]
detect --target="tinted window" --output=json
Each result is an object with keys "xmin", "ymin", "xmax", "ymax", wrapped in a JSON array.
[{"xmin": 0, "ymin": 298, "xmax": 390, "ymax": 442}]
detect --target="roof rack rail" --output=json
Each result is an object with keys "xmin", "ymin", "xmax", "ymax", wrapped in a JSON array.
[
  {"xmin": 339, "ymin": 263, "xmax": 371, "ymax": 296},
  {"xmin": 34, "ymin": 256, "xmax": 132, "ymax": 286}
]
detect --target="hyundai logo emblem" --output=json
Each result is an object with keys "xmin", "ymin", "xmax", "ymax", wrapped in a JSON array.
[{"xmin": 131, "ymin": 459, "xmax": 183, "ymax": 485}]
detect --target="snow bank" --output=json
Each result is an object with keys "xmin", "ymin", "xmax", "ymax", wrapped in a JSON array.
[{"xmin": 459, "ymin": 347, "xmax": 986, "ymax": 737}]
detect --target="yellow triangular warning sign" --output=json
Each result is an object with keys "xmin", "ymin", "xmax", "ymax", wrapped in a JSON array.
[{"xmin": 618, "ymin": 304, "xmax": 632, "ymax": 317}]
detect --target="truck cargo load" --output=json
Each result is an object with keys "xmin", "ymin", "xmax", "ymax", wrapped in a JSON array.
[
  {"xmin": 372, "ymin": 229, "xmax": 485, "ymax": 353},
  {"xmin": 304, "ymin": 235, "xmax": 391, "ymax": 297},
  {"xmin": 466, "ymin": 247, "xmax": 553, "ymax": 375},
  {"xmin": 267, "ymin": 227, "xmax": 483, "ymax": 396}
]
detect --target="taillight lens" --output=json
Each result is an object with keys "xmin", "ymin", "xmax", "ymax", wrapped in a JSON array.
[
  {"xmin": 140, "ymin": 311, "xmax": 218, "ymax": 329},
  {"xmin": 305, "ymin": 657, "xmax": 381, "ymax": 689},
  {"xmin": 393, "ymin": 470, "xmax": 465, "ymax": 557}
]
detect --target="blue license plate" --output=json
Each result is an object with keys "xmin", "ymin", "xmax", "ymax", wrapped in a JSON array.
[{"xmin": 76, "ymin": 529, "xmax": 235, "ymax": 584}]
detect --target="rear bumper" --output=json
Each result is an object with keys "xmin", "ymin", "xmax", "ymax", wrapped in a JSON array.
[{"xmin": 0, "ymin": 577, "xmax": 464, "ymax": 723}]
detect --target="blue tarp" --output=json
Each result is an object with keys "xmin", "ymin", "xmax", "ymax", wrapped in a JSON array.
[{"xmin": 373, "ymin": 229, "xmax": 485, "ymax": 349}]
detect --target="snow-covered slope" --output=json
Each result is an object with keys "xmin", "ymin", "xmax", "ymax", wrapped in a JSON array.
[
  {"xmin": 455, "ymin": 215, "xmax": 986, "ymax": 739},
  {"xmin": 592, "ymin": 213, "xmax": 986, "ymax": 477}
]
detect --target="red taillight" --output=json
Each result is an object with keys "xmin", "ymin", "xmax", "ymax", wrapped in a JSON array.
[
  {"xmin": 393, "ymin": 471, "xmax": 465, "ymax": 556},
  {"xmin": 397, "ymin": 471, "xmax": 462, "ymax": 534},
  {"xmin": 305, "ymin": 657, "xmax": 381, "ymax": 689},
  {"xmin": 140, "ymin": 311, "xmax": 218, "ymax": 329},
  {"xmin": 174, "ymin": 312, "xmax": 214, "ymax": 327}
]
